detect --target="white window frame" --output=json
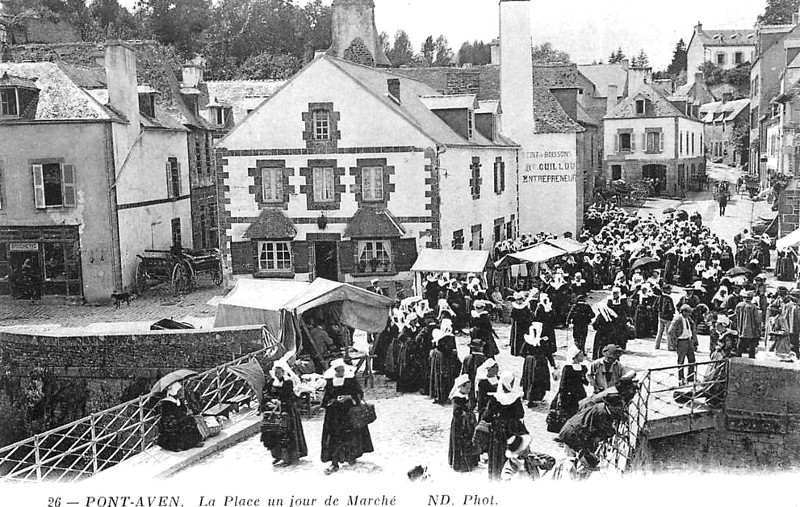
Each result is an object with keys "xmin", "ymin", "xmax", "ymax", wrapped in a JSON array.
[
  {"xmin": 312, "ymin": 110, "xmax": 330, "ymax": 140},
  {"xmin": 0, "ymin": 88, "xmax": 19, "ymax": 117},
  {"xmin": 257, "ymin": 240, "xmax": 293, "ymax": 272},
  {"xmin": 261, "ymin": 166, "xmax": 284, "ymax": 203},
  {"xmin": 312, "ymin": 166, "xmax": 335, "ymax": 203},
  {"xmin": 357, "ymin": 240, "xmax": 393, "ymax": 273},
  {"xmin": 32, "ymin": 162, "xmax": 76, "ymax": 209},
  {"xmin": 361, "ymin": 166, "xmax": 384, "ymax": 202}
]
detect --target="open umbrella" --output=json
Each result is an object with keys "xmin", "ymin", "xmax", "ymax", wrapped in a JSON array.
[
  {"xmin": 662, "ymin": 207, "xmax": 677, "ymax": 214},
  {"xmin": 725, "ymin": 266, "xmax": 752, "ymax": 277},
  {"xmin": 151, "ymin": 369, "xmax": 197, "ymax": 394},
  {"xmin": 630, "ymin": 256, "xmax": 659, "ymax": 272}
]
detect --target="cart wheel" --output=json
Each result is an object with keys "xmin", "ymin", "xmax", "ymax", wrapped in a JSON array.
[
  {"xmin": 171, "ymin": 262, "xmax": 190, "ymax": 296},
  {"xmin": 135, "ymin": 262, "xmax": 148, "ymax": 294},
  {"xmin": 211, "ymin": 261, "xmax": 223, "ymax": 286}
]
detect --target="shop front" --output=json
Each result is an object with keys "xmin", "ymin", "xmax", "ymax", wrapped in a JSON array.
[{"xmin": 0, "ymin": 226, "xmax": 82, "ymax": 299}]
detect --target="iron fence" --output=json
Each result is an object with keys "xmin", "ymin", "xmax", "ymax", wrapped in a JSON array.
[
  {"xmin": 598, "ymin": 359, "xmax": 729, "ymax": 474},
  {"xmin": 0, "ymin": 344, "xmax": 280, "ymax": 483}
]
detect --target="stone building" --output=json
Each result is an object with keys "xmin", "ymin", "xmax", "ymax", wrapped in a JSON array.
[
  {"xmin": 686, "ymin": 22, "xmax": 756, "ymax": 82},
  {"xmin": 603, "ymin": 80, "xmax": 705, "ymax": 193},
  {"xmin": 0, "ymin": 43, "xmax": 191, "ymax": 302},
  {"xmin": 700, "ymin": 96, "xmax": 749, "ymax": 167}
]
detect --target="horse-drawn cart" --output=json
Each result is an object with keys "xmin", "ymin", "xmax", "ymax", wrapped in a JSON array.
[{"xmin": 135, "ymin": 248, "xmax": 223, "ymax": 295}]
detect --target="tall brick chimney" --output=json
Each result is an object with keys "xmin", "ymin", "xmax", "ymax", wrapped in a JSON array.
[
  {"xmin": 105, "ymin": 41, "xmax": 140, "ymax": 151},
  {"xmin": 327, "ymin": 0, "xmax": 391, "ymax": 67},
  {"xmin": 606, "ymin": 84, "xmax": 618, "ymax": 116}
]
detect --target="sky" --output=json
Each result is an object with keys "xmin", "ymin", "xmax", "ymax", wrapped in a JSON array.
[{"xmin": 118, "ymin": 0, "xmax": 767, "ymax": 69}]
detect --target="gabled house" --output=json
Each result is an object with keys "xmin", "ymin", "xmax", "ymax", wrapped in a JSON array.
[
  {"xmin": 604, "ymin": 82, "xmax": 705, "ymax": 194},
  {"xmin": 686, "ymin": 22, "xmax": 756, "ymax": 81},
  {"xmin": 0, "ymin": 43, "xmax": 191, "ymax": 302},
  {"xmin": 203, "ymin": 80, "xmax": 285, "ymax": 138},
  {"xmin": 700, "ymin": 96, "xmax": 749, "ymax": 167}
]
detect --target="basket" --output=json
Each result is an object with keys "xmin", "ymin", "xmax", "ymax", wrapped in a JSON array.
[
  {"xmin": 261, "ymin": 410, "xmax": 290, "ymax": 435},
  {"xmin": 349, "ymin": 403, "xmax": 377, "ymax": 428}
]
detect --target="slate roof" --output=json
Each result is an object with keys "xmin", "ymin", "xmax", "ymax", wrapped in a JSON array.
[
  {"xmin": 576, "ymin": 101, "xmax": 598, "ymax": 127},
  {"xmin": 390, "ymin": 64, "xmax": 582, "ymax": 134},
  {"xmin": 344, "ymin": 208, "xmax": 405, "ymax": 239},
  {"xmin": 532, "ymin": 63, "xmax": 580, "ymax": 89},
  {"xmin": 81, "ymin": 77, "xmax": 186, "ymax": 130},
  {"xmin": 695, "ymin": 29, "xmax": 756, "ymax": 47},
  {"xmin": 244, "ymin": 209, "xmax": 297, "ymax": 239},
  {"xmin": 8, "ymin": 41, "xmax": 211, "ymax": 130},
  {"xmin": 605, "ymin": 83, "xmax": 690, "ymax": 120},
  {"xmin": 205, "ymin": 80, "xmax": 285, "ymax": 126},
  {"xmin": 0, "ymin": 62, "xmax": 112, "ymax": 121},
  {"xmin": 577, "ymin": 64, "xmax": 628, "ymax": 97},
  {"xmin": 329, "ymin": 57, "xmax": 517, "ymax": 146},
  {"xmin": 698, "ymin": 98, "xmax": 749, "ymax": 123},
  {"xmin": 419, "ymin": 94, "xmax": 477, "ymax": 110}
]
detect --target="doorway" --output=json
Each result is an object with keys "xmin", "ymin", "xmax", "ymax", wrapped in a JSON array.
[
  {"xmin": 314, "ymin": 241, "xmax": 339, "ymax": 281},
  {"xmin": 9, "ymin": 250, "xmax": 42, "ymax": 299},
  {"xmin": 642, "ymin": 164, "xmax": 667, "ymax": 193}
]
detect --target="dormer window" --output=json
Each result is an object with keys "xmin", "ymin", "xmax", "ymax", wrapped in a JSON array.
[
  {"xmin": 635, "ymin": 99, "xmax": 646, "ymax": 115},
  {"xmin": 0, "ymin": 88, "xmax": 18, "ymax": 117},
  {"xmin": 215, "ymin": 107, "xmax": 228, "ymax": 125},
  {"xmin": 138, "ymin": 93, "xmax": 156, "ymax": 118}
]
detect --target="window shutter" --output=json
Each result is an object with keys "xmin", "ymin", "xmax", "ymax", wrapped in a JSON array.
[
  {"xmin": 493, "ymin": 162, "xmax": 498, "ymax": 194},
  {"xmin": 176, "ymin": 162, "xmax": 182, "ymax": 196},
  {"xmin": 0, "ymin": 160, "xmax": 4, "ymax": 210},
  {"xmin": 614, "ymin": 134, "xmax": 619, "ymax": 153},
  {"xmin": 631, "ymin": 133, "xmax": 636, "ymax": 151},
  {"xmin": 165, "ymin": 161, "xmax": 172, "ymax": 198},
  {"xmin": 292, "ymin": 240, "xmax": 311, "ymax": 274},
  {"xmin": 501, "ymin": 161, "xmax": 505, "ymax": 192},
  {"xmin": 392, "ymin": 238, "xmax": 418, "ymax": 272},
  {"xmin": 62, "ymin": 164, "xmax": 76, "ymax": 207},
  {"xmin": 32, "ymin": 164, "xmax": 45, "ymax": 209},
  {"xmin": 659, "ymin": 132, "xmax": 665, "ymax": 152},
  {"xmin": 339, "ymin": 240, "xmax": 355, "ymax": 275}
]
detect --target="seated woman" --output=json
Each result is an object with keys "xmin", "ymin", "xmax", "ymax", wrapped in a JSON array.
[
  {"xmin": 260, "ymin": 357, "xmax": 308, "ymax": 467},
  {"xmin": 156, "ymin": 381, "xmax": 203, "ymax": 452}
]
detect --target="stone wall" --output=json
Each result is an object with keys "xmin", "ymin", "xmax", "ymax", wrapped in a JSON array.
[
  {"xmin": 778, "ymin": 180, "xmax": 800, "ymax": 236},
  {"xmin": 643, "ymin": 358, "xmax": 800, "ymax": 472}
]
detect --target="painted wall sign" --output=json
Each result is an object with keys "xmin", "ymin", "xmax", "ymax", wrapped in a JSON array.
[
  {"xmin": 522, "ymin": 150, "xmax": 577, "ymax": 184},
  {"xmin": 8, "ymin": 242, "xmax": 39, "ymax": 252}
]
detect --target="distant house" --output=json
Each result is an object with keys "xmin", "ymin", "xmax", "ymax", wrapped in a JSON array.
[
  {"xmin": 203, "ymin": 79, "xmax": 285, "ymax": 138},
  {"xmin": 0, "ymin": 43, "xmax": 191, "ymax": 302},
  {"xmin": 577, "ymin": 61, "xmax": 629, "ymax": 123},
  {"xmin": 604, "ymin": 81, "xmax": 705, "ymax": 193},
  {"xmin": 0, "ymin": 14, "xmax": 81, "ymax": 44},
  {"xmin": 700, "ymin": 96, "xmax": 749, "ymax": 167},
  {"xmin": 686, "ymin": 22, "xmax": 756, "ymax": 81}
]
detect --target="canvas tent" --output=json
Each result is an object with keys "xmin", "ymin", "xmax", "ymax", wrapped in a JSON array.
[
  {"xmin": 777, "ymin": 227, "xmax": 800, "ymax": 251},
  {"xmin": 214, "ymin": 278, "xmax": 392, "ymax": 354},
  {"xmin": 410, "ymin": 249, "xmax": 492, "ymax": 294}
]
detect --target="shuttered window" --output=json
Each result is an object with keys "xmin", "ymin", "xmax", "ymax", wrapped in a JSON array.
[
  {"xmin": 166, "ymin": 157, "xmax": 181, "ymax": 198},
  {"xmin": 32, "ymin": 162, "xmax": 75, "ymax": 208}
]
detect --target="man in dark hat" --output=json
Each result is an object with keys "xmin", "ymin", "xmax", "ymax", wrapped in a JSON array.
[
  {"xmin": 735, "ymin": 290, "xmax": 762, "ymax": 358},
  {"xmin": 667, "ymin": 304, "xmax": 698, "ymax": 385},
  {"xmin": 566, "ymin": 294, "xmax": 595, "ymax": 355},
  {"xmin": 558, "ymin": 394, "xmax": 626, "ymax": 472},
  {"xmin": 588, "ymin": 344, "xmax": 633, "ymax": 394},
  {"xmin": 655, "ymin": 285, "xmax": 676, "ymax": 350}
]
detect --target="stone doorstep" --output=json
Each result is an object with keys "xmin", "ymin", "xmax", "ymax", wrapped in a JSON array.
[{"xmin": 85, "ymin": 409, "xmax": 261, "ymax": 483}]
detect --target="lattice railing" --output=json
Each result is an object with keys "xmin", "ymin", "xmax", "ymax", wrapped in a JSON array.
[
  {"xmin": 598, "ymin": 359, "xmax": 729, "ymax": 474},
  {"xmin": 0, "ymin": 345, "xmax": 279, "ymax": 483}
]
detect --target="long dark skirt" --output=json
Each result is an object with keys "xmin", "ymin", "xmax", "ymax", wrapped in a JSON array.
[
  {"xmin": 448, "ymin": 397, "xmax": 479, "ymax": 472},
  {"xmin": 634, "ymin": 306, "xmax": 652, "ymax": 339},
  {"xmin": 397, "ymin": 340, "xmax": 422, "ymax": 393},
  {"xmin": 429, "ymin": 350, "xmax": 461, "ymax": 404},
  {"xmin": 261, "ymin": 405, "xmax": 308, "ymax": 464},
  {"xmin": 521, "ymin": 355, "xmax": 551, "ymax": 403},
  {"xmin": 320, "ymin": 401, "xmax": 374, "ymax": 464},
  {"xmin": 384, "ymin": 335, "xmax": 401, "ymax": 380},
  {"xmin": 157, "ymin": 401, "xmax": 203, "ymax": 452},
  {"xmin": 592, "ymin": 331, "xmax": 614, "ymax": 360},
  {"xmin": 487, "ymin": 417, "xmax": 527, "ymax": 480}
]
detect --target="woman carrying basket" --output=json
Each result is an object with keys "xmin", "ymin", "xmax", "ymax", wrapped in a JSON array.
[
  {"xmin": 320, "ymin": 358, "xmax": 374, "ymax": 475},
  {"xmin": 260, "ymin": 357, "xmax": 308, "ymax": 467}
]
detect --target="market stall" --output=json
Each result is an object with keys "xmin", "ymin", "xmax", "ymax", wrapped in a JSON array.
[{"xmin": 409, "ymin": 249, "xmax": 492, "ymax": 295}]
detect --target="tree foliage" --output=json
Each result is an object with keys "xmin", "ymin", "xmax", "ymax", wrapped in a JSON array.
[
  {"xmin": 457, "ymin": 40, "xmax": 491, "ymax": 66},
  {"xmin": 531, "ymin": 42, "xmax": 570, "ymax": 64},
  {"xmin": 386, "ymin": 29, "xmax": 414, "ymax": 67},
  {"xmin": 666, "ymin": 39, "xmax": 687, "ymax": 77},
  {"xmin": 631, "ymin": 49, "xmax": 649, "ymax": 68},
  {"xmin": 608, "ymin": 47, "xmax": 626, "ymax": 64},
  {"xmin": 758, "ymin": 0, "xmax": 800, "ymax": 24}
]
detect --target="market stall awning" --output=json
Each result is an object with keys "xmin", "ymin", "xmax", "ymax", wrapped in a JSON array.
[
  {"xmin": 410, "ymin": 249, "xmax": 491, "ymax": 274},
  {"xmin": 545, "ymin": 237, "xmax": 586, "ymax": 254},
  {"xmin": 509, "ymin": 243, "xmax": 566, "ymax": 264},
  {"xmin": 777, "ymin": 227, "xmax": 800, "ymax": 250}
]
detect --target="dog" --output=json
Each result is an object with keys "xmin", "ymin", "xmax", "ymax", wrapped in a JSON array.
[{"xmin": 111, "ymin": 292, "xmax": 132, "ymax": 309}]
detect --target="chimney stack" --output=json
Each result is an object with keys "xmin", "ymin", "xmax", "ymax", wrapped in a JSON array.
[
  {"xmin": 722, "ymin": 92, "xmax": 733, "ymax": 103},
  {"xmin": 328, "ymin": 0, "xmax": 391, "ymax": 67},
  {"xmin": 182, "ymin": 61, "xmax": 204, "ymax": 88},
  {"xmin": 621, "ymin": 58, "xmax": 630, "ymax": 71},
  {"xmin": 499, "ymin": 0, "xmax": 534, "ymax": 143},
  {"xmin": 387, "ymin": 78, "xmax": 401, "ymax": 102},
  {"xmin": 490, "ymin": 39, "xmax": 500, "ymax": 65},
  {"xmin": 606, "ymin": 84, "xmax": 618, "ymax": 116},
  {"xmin": 694, "ymin": 72, "xmax": 704, "ymax": 86},
  {"xmin": 695, "ymin": 22, "xmax": 703, "ymax": 34},
  {"xmin": 105, "ymin": 41, "xmax": 140, "ymax": 150}
]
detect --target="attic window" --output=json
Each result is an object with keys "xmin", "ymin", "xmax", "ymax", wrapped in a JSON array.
[
  {"xmin": 214, "ymin": 107, "xmax": 230, "ymax": 126},
  {"xmin": 635, "ymin": 99, "xmax": 646, "ymax": 115},
  {"xmin": 138, "ymin": 93, "xmax": 156, "ymax": 118},
  {"xmin": 0, "ymin": 88, "xmax": 19, "ymax": 117},
  {"xmin": 312, "ymin": 110, "xmax": 330, "ymax": 140}
]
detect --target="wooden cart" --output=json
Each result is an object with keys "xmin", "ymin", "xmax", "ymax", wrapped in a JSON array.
[{"xmin": 135, "ymin": 248, "xmax": 223, "ymax": 295}]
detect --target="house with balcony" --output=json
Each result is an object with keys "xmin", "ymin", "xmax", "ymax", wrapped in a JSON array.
[
  {"xmin": 0, "ymin": 43, "xmax": 191, "ymax": 302},
  {"xmin": 604, "ymin": 82, "xmax": 705, "ymax": 193}
]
